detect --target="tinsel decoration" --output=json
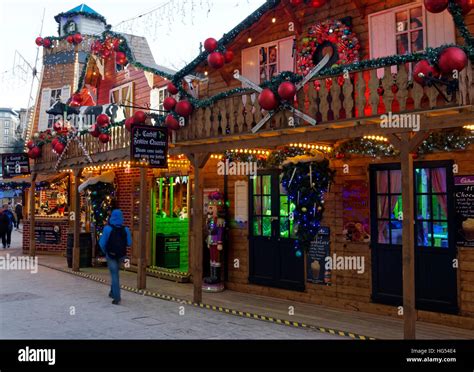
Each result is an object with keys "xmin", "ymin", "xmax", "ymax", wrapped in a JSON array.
[
  {"xmin": 418, "ymin": 128, "xmax": 474, "ymax": 154},
  {"xmin": 335, "ymin": 138, "xmax": 397, "ymax": 158}
]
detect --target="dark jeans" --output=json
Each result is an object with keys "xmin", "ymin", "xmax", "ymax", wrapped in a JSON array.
[
  {"xmin": 1, "ymin": 228, "xmax": 12, "ymax": 248},
  {"xmin": 16, "ymin": 216, "xmax": 22, "ymax": 228},
  {"xmin": 106, "ymin": 255, "xmax": 121, "ymax": 302}
]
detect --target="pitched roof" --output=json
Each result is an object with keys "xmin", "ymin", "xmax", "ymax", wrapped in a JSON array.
[
  {"xmin": 54, "ymin": 4, "xmax": 106, "ymax": 24},
  {"xmin": 65, "ymin": 4, "xmax": 101, "ymax": 16}
]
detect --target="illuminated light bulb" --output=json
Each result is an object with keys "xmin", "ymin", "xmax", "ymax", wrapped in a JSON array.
[
  {"xmin": 204, "ymin": 71, "xmax": 208, "ymax": 76},
  {"xmin": 247, "ymin": 37, "xmax": 252, "ymax": 43},
  {"xmin": 272, "ymin": 17, "xmax": 276, "ymax": 23}
]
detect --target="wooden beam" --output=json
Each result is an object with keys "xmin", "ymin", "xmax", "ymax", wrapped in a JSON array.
[
  {"xmin": 29, "ymin": 173, "xmax": 37, "ymax": 257},
  {"xmin": 137, "ymin": 167, "xmax": 148, "ymax": 289},
  {"xmin": 352, "ymin": 0, "xmax": 367, "ymax": 18},
  {"xmin": 400, "ymin": 132, "xmax": 416, "ymax": 339},
  {"xmin": 386, "ymin": 134, "xmax": 401, "ymax": 151},
  {"xmin": 72, "ymin": 169, "xmax": 83, "ymax": 272},
  {"xmin": 281, "ymin": 0, "xmax": 303, "ymax": 34}
]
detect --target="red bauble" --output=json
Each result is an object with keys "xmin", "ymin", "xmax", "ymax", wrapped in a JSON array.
[
  {"xmin": 413, "ymin": 60, "xmax": 440, "ymax": 85},
  {"xmin": 27, "ymin": 140, "xmax": 35, "ymax": 149},
  {"xmin": 411, "ymin": 153, "xmax": 419, "ymax": 159},
  {"xmin": 424, "ymin": 0, "xmax": 449, "ymax": 13},
  {"xmin": 204, "ymin": 38, "xmax": 218, "ymax": 53},
  {"xmin": 207, "ymin": 52, "xmax": 225, "ymax": 69},
  {"xmin": 54, "ymin": 142, "xmax": 65, "ymax": 154},
  {"xmin": 454, "ymin": 0, "xmax": 473, "ymax": 15},
  {"xmin": 310, "ymin": 0, "xmax": 327, "ymax": 7},
  {"xmin": 99, "ymin": 133, "xmax": 110, "ymax": 143},
  {"xmin": 224, "ymin": 50, "xmax": 234, "ymax": 64},
  {"xmin": 51, "ymin": 138, "xmax": 59, "ymax": 148},
  {"xmin": 96, "ymin": 114, "xmax": 110, "ymax": 127},
  {"xmin": 133, "ymin": 110, "xmax": 147, "ymax": 123},
  {"xmin": 42, "ymin": 38, "xmax": 52, "ymax": 48},
  {"xmin": 66, "ymin": 35, "xmax": 74, "ymax": 44},
  {"xmin": 165, "ymin": 114, "xmax": 180, "ymax": 130},
  {"xmin": 89, "ymin": 124, "xmax": 100, "ymax": 137},
  {"xmin": 35, "ymin": 37, "xmax": 43, "ymax": 46},
  {"xmin": 28, "ymin": 147, "xmax": 41, "ymax": 159},
  {"xmin": 290, "ymin": 0, "xmax": 303, "ymax": 5},
  {"xmin": 115, "ymin": 51, "xmax": 128, "ymax": 65},
  {"xmin": 278, "ymin": 82, "xmax": 297, "ymax": 101},
  {"xmin": 163, "ymin": 97, "xmax": 177, "ymax": 111},
  {"xmin": 73, "ymin": 33, "xmax": 83, "ymax": 44},
  {"xmin": 175, "ymin": 100, "xmax": 193, "ymax": 117},
  {"xmin": 258, "ymin": 89, "xmax": 279, "ymax": 111},
  {"xmin": 53, "ymin": 121, "xmax": 62, "ymax": 131},
  {"xmin": 438, "ymin": 47, "xmax": 468, "ymax": 74},
  {"xmin": 167, "ymin": 83, "xmax": 179, "ymax": 95},
  {"xmin": 125, "ymin": 117, "xmax": 135, "ymax": 132}
]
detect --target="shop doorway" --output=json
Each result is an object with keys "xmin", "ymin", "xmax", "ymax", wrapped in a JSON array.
[
  {"xmin": 249, "ymin": 171, "xmax": 305, "ymax": 291},
  {"xmin": 370, "ymin": 161, "xmax": 457, "ymax": 313}
]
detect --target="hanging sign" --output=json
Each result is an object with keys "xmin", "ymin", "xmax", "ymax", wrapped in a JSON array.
[
  {"xmin": 1, "ymin": 153, "xmax": 30, "ymax": 178},
  {"xmin": 307, "ymin": 226, "xmax": 331, "ymax": 285},
  {"xmin": 455, "ymin": 176, "xmax": 474, "ymax": 247},
  {"xmin": 130, "ymin": 125, "xmax": 168, "ymax": 168}
]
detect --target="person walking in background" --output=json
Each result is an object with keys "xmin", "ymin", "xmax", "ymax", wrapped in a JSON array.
[
  {"xmin": 15, "ymin": 203, "xmax": 23, "ymax": 229},
  {"xmin": 0, "ymin": 204, "xmax": 16, "ymax": 248},
  {"xmin": 99, "ymin": 209, "xmax": 132, "ymax": 305}
]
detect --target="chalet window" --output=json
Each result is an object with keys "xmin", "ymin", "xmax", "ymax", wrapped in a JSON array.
[
  {"xmin": 110, "ymin": 82, "xmax": 133, "ymax": 118},
  {"xmin": 4, "ymin": 121, "xmax": 10, "ymax": 128},
  {"xmin": 4, "ymin": 136, "xmax": 9, "ymax": 144},
  {"xmin": 38, "ymin": 86, "xmax": 70, "ymax": 131},
  {"xmin": 4, "ymin": 128, "xmax": 9, "ymax": 135},
  {"xmin": 47, "ymin": 88, "xmax": 63, "ymax": 128},
  {"xmin": 241, "ymin": 36, "xmax": 295, "ymax": 85}
]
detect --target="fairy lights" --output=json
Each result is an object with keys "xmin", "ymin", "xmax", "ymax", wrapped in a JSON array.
[
  {"xmin": 363, "ymin": 135, "xmax": 388, "ymax": 142},
  {"xmin": 288, "ymin": 143, "xmax": 333, "ymax": 152}
]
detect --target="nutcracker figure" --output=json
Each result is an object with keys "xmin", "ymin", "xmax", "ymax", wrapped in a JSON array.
[{"xmin": 203, "ymin": 191, "xmax": 225, "ymax": 292}]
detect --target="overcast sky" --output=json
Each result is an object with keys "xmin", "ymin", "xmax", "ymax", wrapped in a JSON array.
[{"xmin": 0, "ymin": 0, "xmax": 265, "ymax": 109}]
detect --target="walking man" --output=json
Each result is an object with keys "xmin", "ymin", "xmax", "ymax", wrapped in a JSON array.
[
  {"xmin": 15, "ymin": 203, "xmax": 23, "ymax": 229},
  {"xmin": 0, "ymin": 204, "xmax": 16, "ymax": 248},
  {"xmin": 99, "ymin": 209, "xmax": 132, "ymax": 305}
]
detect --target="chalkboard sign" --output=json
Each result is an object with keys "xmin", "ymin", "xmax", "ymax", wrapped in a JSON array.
[
  {"xmin": 307, "ymin": 226, "xmax": 331, "ymax": 285},
  {"xmin": 1, "ymin": 153, "xmax": 30, "ymax": 178},
  {"xmin": 35, "ymin": 225, "xmax": 61, "ymax": 244},
  {"xmin": 130, "ymin": 125, "xmax": 168, "ymax": 168},
  {"xmin": 455, "ymin": 176, "xmax": 474, "ymax": 247}
]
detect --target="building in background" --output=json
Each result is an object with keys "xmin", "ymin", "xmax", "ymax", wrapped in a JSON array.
[{"xmin": 0, "ymin": 108, "xmax": 20, "ymax": 153}]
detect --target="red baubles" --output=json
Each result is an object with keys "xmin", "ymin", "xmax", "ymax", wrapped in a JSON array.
[
  {"xmin": 278, "ymin": 82, "xmax": 297, "ymax": 101},
  {"xmin": 35, "ymin": 37, "xmax": 43, "ymax": 46},
  {"xmin": 165, "ymin": 114, "xmax": 180, "ymax": 130},
  {"xmin": 163, "ymin": 97, "xmax": 177, "ymax": 111},
  {"xmin": 167, "ymin": 83, "xmax": 179, "ymax": 95},
  {"xmin": 133, "ymin": 110, "xmax": 147, "ymax": 123},
  {"xmin": 28, "ymin": 146, "xmax": 41, "ymax": 159},
  {"xmin": 207, "ymin": 52, "xmax": 225, "ymax": 69},
  {"xmin": 310, "ymin": 0, "xmax": 327, "ymax": 7},
  {"xmin": 438, "ymin": 47, "xmax": 468, "ymax": 74},
  {"xmin": 54, "ymin": 142, "xmax": 65, "ymax": 155},
  {"xmin": 175, "ymin": 100, "xmax": 193, "ymax": 117},
  {"xmin": 115, "ymin": 51, "xmax": 128, "ymax": 65},
  {"xmin": 424, "ymin": 0, "xmax": 449, "ymax": 13},
  {"xmin": 454, "ymin": 0, "xmax": 473, "ymax": 15},
  {"xmin": 96, "ymin": 114, "xmax": 110, "ymax": 127},
  {"xmin": 27, "ymin": 140, "xmax": 35, "ymax": 149},
  {"xmin": 125, "ymin": 117, "xmax": 135, "ymax": 132},
  {"xmin": 42, "ymin": 38, "xmax": 52, "ymax": 49},
  {"xmin": 204, "ymin": 38, "xmax": 218, "ymax": 53},
  {"xmin": 413, "ymin": 60, "xmax": 440, "ymax": 85},
  {"xmin": 258, "ymin": 89, "xmax": 279, "ymax": 111},
  {"xmin": 66, "ymin": 35, "xmax": 74, "ymax": 44},
  {"xmin": 224, "ymin": 50, "xmax": 234, "ymax": 64},
  {"xmin": 51, "ymin": 138, "xmax": 59, "ymax": 148},
  {"xmin": 89, "ymin": 124, "xmax": 100, "ymax": 137},
  {"xmin": 73, "ymin": 33, "xmax": 83, "ymax": 44},
  {"xmin": 99, "ymin": 133, "xmax": 110, "ymax": 143},
  {"xmin": 290, "ymin": 0, "xmax": 303, "ymax": 5}
]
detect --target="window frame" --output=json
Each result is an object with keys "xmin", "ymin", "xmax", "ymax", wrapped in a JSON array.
[
  {"xmin": 109, "ymin": 82, "xmax": 134, "ymax": 118},
  {"xmin": 47, "ymin": 88, "xmax": 63, "ymax": 129}
]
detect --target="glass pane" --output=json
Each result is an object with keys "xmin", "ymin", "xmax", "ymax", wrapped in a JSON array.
[
  {"xmin": 391, "ymin": 195, "xmax": 403, "ymax": 221},
  {"xmin": 262, "ymin": 196, "xmax": 272, "ymax": 216},
  {"xmin": 415, "ymin": 168, "xmax": 430, "ymax": 193},
  {"xmin": 390, "ymin": 170, "xmax": 402, "ymax": 193},
  {"xmin": 253, "ymin": 196, "xmax": 261, "ymax": 216},
  {"xmin": 396, "ymin": 34, "xmax": 409, "ymax": 55},
  {"xmin": 433, "ymin": 221, "xmax": 449, "ymax": 248},
  {"xmin": 416, "ymin": 195, "xmax": 431, "ymax": 220},
  {"xmin": 262, "ymin": 217, "xmax": 272, "ymax": 237},
  {"xmin": 396, "ymin": 11, "xmax": 408, "ymax": 33},
  {"xmin": 280, "ymin": 219, "xmax": 289, "ymax": 238},
  {"xmin": 290, "ymin": 219, "xmax": 296, "ymax": 238},
  {"xmin": 253, "ymin": 176, "xmax": 261, "ymax": 195},
  {"xmin": 280, "ymin": 196, "xmax": 288, "ymax": 216},
  {"xmin": 417, "ymin": 221, "xmax": 432, "ymax": 247},
  {"xmin": 279, "ymin": 176, "xmax": 287, "ymax": 195},
  {"xmin": 259, "ymin": 47, "xmax": 267, "ymax": 66},
  {"xmin": 262, "ymin": 175, "xmax": 271, "ymax": 195},
  {"xmin": 411, "ymin": 30, "xmax": 423, "ymax": 53},
  {"xmin": 377, "ymin": 195, "xmax": 389, "ymax": 218},
  {"xmin": 378, "ymin": 221, "xmax": 390, "ymax": 244},
  {"xmin": 431, "ymin": 168, "xmax": 447, "ymax": 193},
  {"xmin": 376, "ymin": 171, "xmax": 388, "ymax": 193},
  {"xmin": 410, "ymin": 6, "xmax": 423, "ymax": 29},
  {"xmin": 253, "ymin": 217, "xmax": 262, "ymax": 236},
  {"xmin": 432, "ymin": 194, "xmax": 447, "ymax": 220},
  {"xmin": 391, "ymin": 224, "xmax": 403, "ymax": 245}
]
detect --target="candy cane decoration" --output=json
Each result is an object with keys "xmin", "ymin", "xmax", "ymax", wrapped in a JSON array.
[{"xmin": 55, "ymin": 126, "xmax": 93, "ymax": 171}]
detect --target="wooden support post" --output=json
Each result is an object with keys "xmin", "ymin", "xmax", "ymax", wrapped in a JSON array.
[
  {"xmin": 72, "ymin": 169, "xmax": 83, "ymax": 272},
  {"xmin": 137, "ymin": 167, "xmax": 148, "ymax": 289},
  {"xmin": 29, "ymin": 173, "xmax": 37, "ymax": 257},
  {"xmin": 188, "ymin": 153, "xmax": 210, "ymax": 303}
]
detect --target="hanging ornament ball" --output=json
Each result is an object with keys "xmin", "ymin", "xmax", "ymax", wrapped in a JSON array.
[
  {"xmin": 54, "ymin": 142, "xmax": 65, "ymax": 155},
  {"xmin": 224, "ymin": 50, "xmax": 234, "ymax": 64},
  {"xmin": 207, "ymin": 52, "xmax": 225, "ymax": 69},
  {"xmin": 53, "ymin": 121, "xmax": 62, "ymax": 132},
  {"xmin": 165, "ymin": 114, "xmax": 180, "ymax": 130},
  {"xmin": 51, "ymin": 138, "xmax": 59, "ymax": 148},
  {"xmin": 167, "ymin": 83, "xmax": 179, "ymax": 95},
  {"xmin": 73, "ymin": 33, "xmax": 83, "ymax": 44},
  {"xmin": 163, "ymin": 97, "xmax": 177, "ymax": 111},
  {"xmin": 133, "ymin": 110, "xmax": 147, "ymax": 124},
  {"xmin": 96, "ymin": 114, "xmax": 110, "ymax": 127},
  {"xmin": 204, "ymin": 38, "xmax": 218, "ymax": 53},
  {"xmin": 99, "ymin": 133, "xmax": 110, "ymax": 143},
  {"xmin": 290, "ymin": 0, "xmax": 303, "ymax": 5},
  {"xmin": 125, "ymin": 117, "xmax": 135, "ymax": 132},
  {"xmin": 26, "ymin": 140, "xmax": 35, "ymax": 149},
  {"xmin": 89, "ymin": 124, "xmax": 100, "ymax": 138},
  {"xmin": 295, "ymin": 250, "xmax": 303, "ymax": 258},
  {"xmin": 311, "ymin": 0, "xmax": 327, "ymax": 7},
  {"xmin": 42, "ymin": 38, "xmax": 52, "ymax": 49},
  {"xmin": 438, "ymin": 47, "xmax": 468, "ymax": 74},
  {"xmin": 411, "ymin": 152, "xmax": 419, "ymax": 159},
  {"xmin": 35, "ymin": 37, "xmax": 43, "ymax": 46},
  {"xmin": 258, "ymin": 88, "xmax": 279, "ymax": 111},
  {"xmin": 28, "ymin": 146, "xmax": 41, "ymax": 159},
  {"xmin": 175, "ymin": 100, "xmax": 194, "ymax": 117},
  {"xmin": 413, "ymin": 60, "xmax": 440, "ymax": 85},
  {"xmin": 424, "ymin": 0, "xmax": 449, "ymax": 13},
  {"xmin": 454, "ymin": 0, "xmax": 473, "ymax": 15},
  {"xmin": 277, "ymin": 82, "xmax": 297, "ymax": 101},
  {"xmin": 115, "ymin": 51, "xmax": 128, "ymax": 65}
]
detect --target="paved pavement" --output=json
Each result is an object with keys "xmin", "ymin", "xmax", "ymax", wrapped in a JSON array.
[{"xmin": 0, "ymin": 230, "xmax": 339, "ymax": 339}]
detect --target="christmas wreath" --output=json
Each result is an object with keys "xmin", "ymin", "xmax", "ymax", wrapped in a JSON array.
[{"xmin": 296, "ymin": 19, "xmax": 360, "ymax": 75}]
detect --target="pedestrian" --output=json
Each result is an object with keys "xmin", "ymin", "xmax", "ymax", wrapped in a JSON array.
[
  {"xmin": 0, "ymin": 204, "xmax": 15, "ymax": 249},
  {"xmin": 15, "ymin": 203, "xmax": 23, "ymax": 229},
  {"xmin": 98, "ymin": 209, "xmax": 132, "ymax": 305}
]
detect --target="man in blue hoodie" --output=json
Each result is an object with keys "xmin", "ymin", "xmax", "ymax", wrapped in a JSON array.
[{"xmin": 99, "ymin": 209, "xmax": 132, "ymax": 305}]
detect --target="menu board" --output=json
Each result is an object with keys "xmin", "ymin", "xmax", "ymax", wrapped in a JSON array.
[
  {"xmin": 1, "ymin": 153, "xmax": 30, "ymax": 178},
  {"xmin": 455, "ymin": 176, "xmax": 474, "ymax": 247},
  {"xmin": 35, "ymin": 225, "xmax": 61, "ymax": 244},
  {"xmin": 307, "ymin": 226, "xmax": 331, "ymax": 285},
  {"xmin": 130, "ymin": 125, "xmax": 168, "ymax": 168}
]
